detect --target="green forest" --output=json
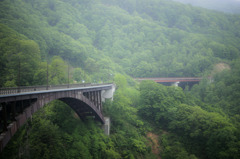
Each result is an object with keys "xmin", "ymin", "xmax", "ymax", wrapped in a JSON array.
[{"xmin": 0, "ymin": 0, "xmax": 240, "ymax": 158}]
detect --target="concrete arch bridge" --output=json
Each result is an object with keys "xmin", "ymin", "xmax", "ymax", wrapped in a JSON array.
[{"xmin": 0, "ymin": 83, "xmax": 115, "ymax": 153}]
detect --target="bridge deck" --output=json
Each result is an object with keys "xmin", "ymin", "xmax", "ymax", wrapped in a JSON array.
[
  {"xmin": 0, "ymin": 83, "xmax": 112, "ymax": 96},
  {"xmin": 0, "ymin": 84, "xmax": 113, "ymax": 103}
]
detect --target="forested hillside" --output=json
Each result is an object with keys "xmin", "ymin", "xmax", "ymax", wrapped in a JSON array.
[
  {"xmin": 1, "ymin": 0, "xmax": 240, "ymax": 87},
  {"xmin": 1, "ymin": 0, "xmax": 240, "ymax": 159}
]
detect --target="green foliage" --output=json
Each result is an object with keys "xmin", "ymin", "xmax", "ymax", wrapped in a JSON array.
[
  {"xmin": 49, "ymin": 56, "xmax": 68, "ymax": 85},
  {"xmin": 1, "ymin": 0, "xmax": 240, "ymax": 85},
  {"xmin": 139, "ymin": 80, "xmax": 185, "ymax": 126},
  {"xmin": 73, "ymin": 67, "xmax": 90, "ymax": 83},
  {"xmin": 160, "ymin": 134, "xmax": 197, "ymax": 159},
  {"xmin": 33, "ymin": 62, "xmax": 48, "ymax": 85},
  {"xmin": 191, "ymin": 59, "xmax": 240, "ymax": 116},
  {"xmin": 114, "ymin": 73, "xmax": 127, "ymax": 88},
  {"xmin": 103, "ymin": 82, "xmax": 154, "ymax": 158},
  {"xmin": 139, "ymin": 80, "xmax": 240, "ymax": 159},
  {"xmin": 0, "ymin": 24, "xmax": 41, "ymax": 87}
]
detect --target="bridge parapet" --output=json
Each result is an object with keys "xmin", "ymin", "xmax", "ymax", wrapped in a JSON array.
[{"xmin": 0, "ymin": 83, "xmax": 112, "ymax": 95}]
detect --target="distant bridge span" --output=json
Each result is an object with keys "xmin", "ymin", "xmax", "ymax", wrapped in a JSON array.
[
  {"xmin": 0, "ymin": 83, "xmax": 115, "ymax": 153},
  {"xmin": 134, "ymin": 77, "xmax": 203, "ymax": 87},
  {"xmin": 135, "ymin": 77, "xmax": 202, "ymax": 83}
]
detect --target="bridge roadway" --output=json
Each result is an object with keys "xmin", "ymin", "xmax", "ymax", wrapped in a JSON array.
[{"xmin": 0, "ymin": 83, "xmax": 115, "ymax": 153}]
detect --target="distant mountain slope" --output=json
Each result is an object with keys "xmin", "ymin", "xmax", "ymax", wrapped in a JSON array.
[{"xmin": 0, "ymin": 0, "xmax": 240, "ymax": 87}]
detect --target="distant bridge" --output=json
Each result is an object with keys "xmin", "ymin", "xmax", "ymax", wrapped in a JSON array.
[
  {"xmin": 135, "ymin": 77, "xmax": 202, "ymax": 87},
  {"xmin": 135, "ymin": 77, "xmax": 202, "ymax": 82},
  {"xmin": 0, "ymin": 83, "xmax": 115, "ymax": 153}
]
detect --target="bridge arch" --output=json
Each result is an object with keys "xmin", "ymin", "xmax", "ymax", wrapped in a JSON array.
[{"xmin": 59, "ymin": 96, "xmax": 104, "ymax": 124}]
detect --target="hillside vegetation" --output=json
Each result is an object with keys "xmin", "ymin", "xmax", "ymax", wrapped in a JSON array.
[
  {"xmin": 1, "ymin": 0, "xmax": 240, "ymax": 87},
  {"xmin": 1, "ymin": 0, "xmax": 240, "ymax": 159}
]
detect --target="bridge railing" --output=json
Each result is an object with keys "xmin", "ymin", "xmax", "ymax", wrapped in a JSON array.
[{"xmin": 0, "ymin": 83, "xmax": 106, "ymax": 95}]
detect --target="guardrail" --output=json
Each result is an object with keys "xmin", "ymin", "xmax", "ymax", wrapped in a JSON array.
[{"xmin": 0, "ymin": 83, "xmax": 107, "ymax": 95}]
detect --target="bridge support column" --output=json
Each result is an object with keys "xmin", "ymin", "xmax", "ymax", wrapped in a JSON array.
[
  {"xmin": 99, "ymin": 91, "xmax": 102, "ymax": 111},
  {"xmin": 96, "ymin": 91, "xmax": 99, "ymax": 110},
  {"xmin": 102, "ymin": 117, "xmax": 110, "ymax": 135},
  {"xmin": 20, "ymin": 100, "xmax": 24, "ymax": 113},
  {"xmin": 11, "ymin": 102, "xmax": 16, "ymax": 121},
  {"xmin": 172, "ymin": 81, "xmax": 180, "ymax": 87},
  {"xmin": 88, "ymin": 92, "xmax": 91, "ymax": 101},
  {"xmin": 1, "ymin": 103, "xmax": 8, "ymax": 132},
  {"xmin": 98, "ymin": 91, "xmax": 102, "ymax": 110},
  {"xmin": 96, "ymin": 91, "xmax": 98, "ymax": 107},
  {"xmin": 91, "ymin": 92, "xmax": 94, "ymax": 103},
  {"xmin": 93, "ymin": 91, "xmax": 97, "ymax": 106},
  {"xmin": 94, "ymin": 91, "xmax": 98, "ymax": 107}
]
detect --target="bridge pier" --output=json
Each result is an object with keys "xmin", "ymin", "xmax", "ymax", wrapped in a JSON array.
[
  {"xmin": 172, "ymin": 81, "xmax": 180, "ymax": 87},
  {"xmin": 103, "ymin": 117, "xmax": 110, "ymax": 135},
  {"xmin": 98, "ymin": 91, "xmax": 102, "ymax": 111},
  {"xmin": 11, "ymin": 102, "xmax": 16, "ymax": 121},
  {"xmin": 1, "ymin": 103, "xmax": 8, "ymax": 132}
]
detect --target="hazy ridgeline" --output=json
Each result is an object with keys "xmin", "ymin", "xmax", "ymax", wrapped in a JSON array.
[{"xmin": 172, "ymin": 0, "xmax": 240, "ymax": 13}]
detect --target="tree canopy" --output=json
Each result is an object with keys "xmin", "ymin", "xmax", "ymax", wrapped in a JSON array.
[{"xmin": 1, "ymin": 0, "xmax": 240, "ymax": 87}]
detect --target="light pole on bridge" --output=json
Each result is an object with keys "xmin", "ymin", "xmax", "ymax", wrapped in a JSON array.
[
  {"xmin": 68, "ymin": 61, "xmax": 70, "ymax": 88},
  {"xmin": 47, "ymin": 60, "xmax": 49, "ymax": 90},
  {"xmin": 17, "ymin": 55, "xmax": 21, "ymax": 92}
]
